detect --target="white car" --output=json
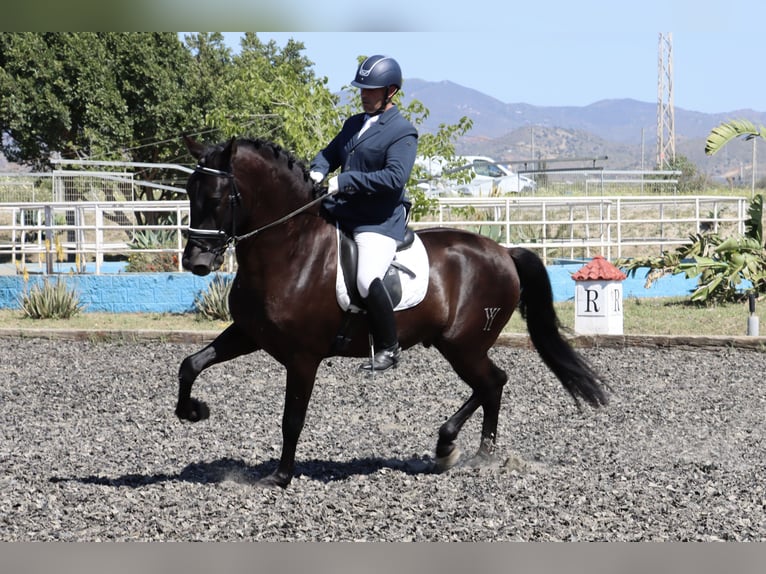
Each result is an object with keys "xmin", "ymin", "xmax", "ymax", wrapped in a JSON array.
[
  {"xmin": 456, "ymin": 156, "xmax": 536, "ymax": 196},
  {"xmin": 414, "ymin": 154, "xmax": 536, "ymax": 197}
]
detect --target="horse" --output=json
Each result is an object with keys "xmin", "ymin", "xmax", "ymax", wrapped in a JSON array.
[{"xmin": 176, "ymin": 135, "xmax": 609, "ymax": 488}]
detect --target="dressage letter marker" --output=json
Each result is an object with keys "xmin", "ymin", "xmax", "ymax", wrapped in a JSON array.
[{"xmin": 572, "ymin": 256, "xmax": 626, "ymax": 335}]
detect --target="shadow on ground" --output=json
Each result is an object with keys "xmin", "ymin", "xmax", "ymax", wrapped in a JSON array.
[{"xmin": 49, "ymin": 455, "xmax": 438, "ymax": 488}]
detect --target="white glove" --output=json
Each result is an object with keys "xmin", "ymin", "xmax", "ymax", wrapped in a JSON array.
[
  {"xmin": 309, "ymin": 170, "xmax": 324, "ymax": 184},
  {"xmin": 328, "ymin": 175, "xmax": 339, "ymax": 195}
]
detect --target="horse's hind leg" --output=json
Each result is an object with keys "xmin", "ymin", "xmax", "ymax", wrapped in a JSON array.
[
  {"xmin": 435, "ymin": 393, "xmax": 481, "ymax": 471},
  {"xmin": 469, "ymin": 360, "xmax": 508, "ymax": 466},
  {"xmin": 176, "ymin": 323, "xmax": 259, "ymax": 422},
  {"xmin": 435, "ymin": 347, "xmax": 508, "ymax": 471}
]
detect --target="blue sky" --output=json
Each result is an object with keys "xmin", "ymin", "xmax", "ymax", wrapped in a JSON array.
[{"xmin": 213, "ymin": 0, "xmax": 763, "ymax": 115}]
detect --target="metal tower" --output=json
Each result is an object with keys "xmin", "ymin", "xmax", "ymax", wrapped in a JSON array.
[{"xmin": 657, "ymin": 33, "xmax": 675, "ymax": 168}]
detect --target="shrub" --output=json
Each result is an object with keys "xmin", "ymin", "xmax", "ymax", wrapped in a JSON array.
[
  {"xmin": 20, "ymin": 278, "xmax": 84, "ymax": 319},
  {"xmin": 194, "ymin": 274, "xmax": 232, "ymax": 321},
  {"xmin": 125, "ymin": 230, "xmax": 179, "ymax": 272}
]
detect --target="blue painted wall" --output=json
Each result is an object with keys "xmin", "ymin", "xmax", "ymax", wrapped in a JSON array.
[
  {"xmin": 547, "ymin": 264, "xmax": 699, "ymax": 302},
  {"xmin": 0, "ymin": 264, "xmax": 700, "ymax": 313},
  {"xmin": 0, "ymin": 273, "xmax": 224, "ymax": 313}
]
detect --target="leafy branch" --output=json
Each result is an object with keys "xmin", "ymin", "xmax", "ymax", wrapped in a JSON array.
[{"xmin": 617, "ymin": 195, "xmax": 766, "ymax": 304}]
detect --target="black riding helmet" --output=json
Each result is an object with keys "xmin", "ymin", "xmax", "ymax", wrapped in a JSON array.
[
  {"xmin": 351, "ymin": 55, "xmax": 402, "ymax": 91},
  {"xmin": 351, "ymin": 55, "xmax": 402, "ymax": 115}
]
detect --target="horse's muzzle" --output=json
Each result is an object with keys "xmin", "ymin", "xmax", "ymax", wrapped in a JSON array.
[{"xmin": 182, "ymin": 245, "xmax": 223, "ymax": 276}]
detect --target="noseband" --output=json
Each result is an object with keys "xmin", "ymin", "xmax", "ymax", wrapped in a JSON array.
[
  {"xmin": 184, "ymin": 163, "xmax": 330, "ymax": 254},
  {"xmin": 183, "ymin": 165, "xmax": 240, "ymax": 257}
]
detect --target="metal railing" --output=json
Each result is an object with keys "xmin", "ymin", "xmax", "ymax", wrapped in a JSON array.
[
  {"xmin": 0, "ymin": 195, "xmax": 750, "ymax": 273},
  {"xmin": 0, "ymin": 201, "xmax": 192, "ymax": 274},
  {"xmin": 409, "ymin": 195, "xmax": 749, "ymax": 264}
]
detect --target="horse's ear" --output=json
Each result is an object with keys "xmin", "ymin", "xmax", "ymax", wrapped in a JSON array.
[
  {"xmin": 183, "ymin": 134, "xmax": 205, "ymax": 161},
  {"xmin": 224, "ymin": 137, "xmax": 237, "ymax": 165}
]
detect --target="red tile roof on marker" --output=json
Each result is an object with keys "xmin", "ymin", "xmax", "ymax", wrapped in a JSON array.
[{"xmin": 571, "ymin": 256, "xmax": 627, "ymax": 281}]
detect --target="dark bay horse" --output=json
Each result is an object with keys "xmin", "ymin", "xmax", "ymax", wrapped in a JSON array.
[{"xmin": 176, "ymin": 136, "xmax": 608, "ymax": 488}]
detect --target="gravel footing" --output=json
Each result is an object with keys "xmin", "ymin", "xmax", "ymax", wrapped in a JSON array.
[{"xmin": 1, "ymin": 335, "xmax": 765, "ymax": 541}]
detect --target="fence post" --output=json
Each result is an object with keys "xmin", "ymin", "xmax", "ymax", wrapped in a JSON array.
[
  {"xmin": 95, "ymin": 205, "xmax": 103, "ymax": 274},
  {"xmin": 44, "ymin": 205, "xmax": 54, "ymax": 275}
]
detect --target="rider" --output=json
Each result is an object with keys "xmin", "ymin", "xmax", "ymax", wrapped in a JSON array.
[{"xmin": 309, "ymin": 55, "xmax": 418, "ymax": 372}]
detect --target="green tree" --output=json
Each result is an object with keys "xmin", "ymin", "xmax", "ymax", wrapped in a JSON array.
[
  {"xmin": 663, "ymin": 154, "xmax": 707, "ymax": 194},
  {"xmin": 0, "ymin": 33, "xmax": 131, "ymax": 168},
  {"xmin": 203, "ymin": 33, "xmax": 341, "ymax": 160},
  {"xmin": 0, "ymin": 33, "xmax": 472, "ymax": 219},
  {"xmin": 182, "ymin": 32, "xmax": 234, "ymax": 141},
  {"xmin": 102, "ymin": 33, "xmax": 199, "ymax": 168},
  {"xmin": 406, "ymin": 112, "xmax": 473, "ymax": 220},
  {"xmin": 0, "ymin": 33, "xmax": 199, "ymax": 171}
]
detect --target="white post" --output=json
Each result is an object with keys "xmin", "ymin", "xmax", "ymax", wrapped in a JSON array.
[{"xmin": 572, "ymin": 256, "xmax": 626, "ymax": 336}]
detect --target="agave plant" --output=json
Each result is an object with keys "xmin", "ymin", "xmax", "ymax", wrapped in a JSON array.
[
  {"xmin": 19, "ymin": 277, "xmax": 84, "ymax": 319},
  {"xmin": 194, "ymin": 273, "xmax": 232, "ymax": 321}
]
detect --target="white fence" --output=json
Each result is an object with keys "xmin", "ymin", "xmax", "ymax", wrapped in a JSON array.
[
  {"xmin": 419, "ymin": 167, "xmax": 683, "ymax": 198},
  {"xmin": 0, "ymin": 195, "xmax": 750, "ymax": 274},
  {"xmin": 0, "ymin": 201, "xmax": 191, "ymax": 274},
  {"xmin": 412, "ymin": 195, "xmax": 749, "ymax": 263}
]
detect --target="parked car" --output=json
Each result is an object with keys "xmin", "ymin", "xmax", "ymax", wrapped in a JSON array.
[
  {"xmin": 456, "ymin": 156, "xmax": 536, "ymax": 196},
  {"xmin": 414, "ymin": 155, "xmax": 536, "ymax": 197}
]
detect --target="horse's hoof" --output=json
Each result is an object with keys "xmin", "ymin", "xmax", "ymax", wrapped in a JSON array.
[
  {"xmin": 175, "ymin": 398, "xmax": 210, "ymax": 422},
  {"xmin": 434, "ymin": 446, "xmax": 461, "ymax": 472},
  {"xmin": 463, "ymin": 451, "xmax": 496, "ymax": 468},
  {"xmin": 256, "ymin": 472, "xmax": 290, "ymax": 489}
]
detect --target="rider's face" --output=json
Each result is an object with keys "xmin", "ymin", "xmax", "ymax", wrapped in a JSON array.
[{"xmin": 360, "ymin": 87, "xmax": 390, "ymax": 114}]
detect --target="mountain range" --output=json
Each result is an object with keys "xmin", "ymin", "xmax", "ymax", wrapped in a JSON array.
[{"xmin": 400, "ymin": 79, "xmax": 766, "ymax": 179}]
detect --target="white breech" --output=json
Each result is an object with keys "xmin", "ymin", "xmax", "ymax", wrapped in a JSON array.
[{"xmin": 353, "ymin": 231, "xmax": 397, "ymax": 299}]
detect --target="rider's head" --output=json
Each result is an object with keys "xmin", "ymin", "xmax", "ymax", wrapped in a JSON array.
[{"xmin": 351, "ymin": 55, "xmax": 402, "ymax": 115}]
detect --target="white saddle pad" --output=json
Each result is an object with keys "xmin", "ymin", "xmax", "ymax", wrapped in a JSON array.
[{"xmin": 335, "ymin": 229, "xmax": 429, "ymax": 313}]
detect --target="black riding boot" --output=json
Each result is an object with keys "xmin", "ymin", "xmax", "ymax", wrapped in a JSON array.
[{"xmin": 359, "ymin": 278, "xmax": 401, "ymax": 372}]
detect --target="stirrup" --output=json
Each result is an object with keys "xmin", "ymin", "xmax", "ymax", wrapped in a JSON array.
[{"xmin": 359, "ymin": 345, "xmax": 401, "ymax": 372}]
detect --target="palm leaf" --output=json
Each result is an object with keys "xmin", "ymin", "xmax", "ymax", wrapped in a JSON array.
[
  {"xmin": 746, "ymin": 193, "xmax": 763, "ymax": 244},
  {"xmin": 705, "ymin": 119, "xmax": 766, "ymax": 156}
]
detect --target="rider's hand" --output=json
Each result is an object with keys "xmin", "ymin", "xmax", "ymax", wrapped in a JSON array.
[
  {"xmin": 327, "ymin": 176, "xmax": 339, "ymax": 195},
  {"xmin": 309, "ymin": 171, "xmax": 324, "ymax": 185}
]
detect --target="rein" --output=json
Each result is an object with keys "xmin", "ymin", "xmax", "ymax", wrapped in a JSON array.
[{"xmin": 186, "ymin": 164, "xmax": 329, "ymax": 250}]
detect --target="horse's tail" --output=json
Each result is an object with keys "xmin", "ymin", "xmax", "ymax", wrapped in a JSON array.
[{"xmin": 509, "ymin": 247, "xmax": 609, "ymax": 408}]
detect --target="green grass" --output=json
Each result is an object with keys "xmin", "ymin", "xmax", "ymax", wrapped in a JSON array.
[
  {"xmin": 0, "ymin": 296, "xmax": 763, "ymax": 337},
  {"xmin": 505, "ymin": 296, "xmax": 763, "ymax": 336}
]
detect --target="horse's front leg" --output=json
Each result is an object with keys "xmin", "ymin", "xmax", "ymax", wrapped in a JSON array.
[
  {"xmin": 176, "ymin": 323, "xmax": 259, "ymax": 422},
  {"xmin": 256, "ymin": 355, "xmax": 320, "ymax": 489}
]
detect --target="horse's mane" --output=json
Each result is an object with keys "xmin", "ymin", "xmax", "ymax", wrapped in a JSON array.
[{"xmin": 237, "ymin": 137, "xmax": 311, "ymax": 182}]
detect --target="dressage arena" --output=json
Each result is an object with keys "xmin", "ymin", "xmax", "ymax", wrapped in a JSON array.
[{"xmin": 1, "ymin": 333, "xmax": 764, "ymax": 541}]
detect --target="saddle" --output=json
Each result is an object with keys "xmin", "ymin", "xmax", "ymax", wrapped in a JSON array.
[{"xmin": 338, "ymin": 227, "xmax": 417, "ymax": 310}]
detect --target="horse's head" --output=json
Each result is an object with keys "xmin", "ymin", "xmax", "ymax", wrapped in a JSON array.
[
  {"xmin": 181, "ymin": 135, "xmax": 318, "ymax": 276},
  {"xmin": 181, "ymin": 136, "xmax": 239, "ymax": 275}
]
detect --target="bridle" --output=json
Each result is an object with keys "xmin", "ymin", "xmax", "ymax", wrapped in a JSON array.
[{"xmin": 184, "ymin": 163, "xmax": 329, "ymax": 255}]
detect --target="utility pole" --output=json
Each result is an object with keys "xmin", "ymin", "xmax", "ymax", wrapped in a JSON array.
[{"xmin": 657, "ymin": 33, "xmax": 675, "ymax": 169}]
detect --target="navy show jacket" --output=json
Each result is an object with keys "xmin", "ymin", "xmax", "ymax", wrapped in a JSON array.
[{"xmin": 310, "ymin": 105, "xmax": 418, "ymax": 241}]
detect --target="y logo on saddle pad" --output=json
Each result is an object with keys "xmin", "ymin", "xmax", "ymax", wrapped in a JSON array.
[{"xmin": 335, "ymin": 225, "xmax": 429, "ymax": 313}]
